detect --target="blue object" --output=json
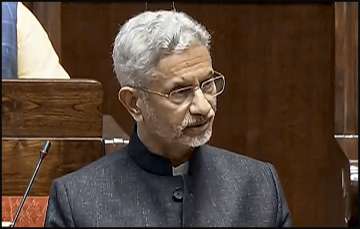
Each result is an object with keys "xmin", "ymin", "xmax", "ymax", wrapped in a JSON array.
[{"xmin": 2, "ymin": 2, "xmax": 18, "ymax": 78}]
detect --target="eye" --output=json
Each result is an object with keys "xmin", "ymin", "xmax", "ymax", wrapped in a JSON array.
[
  {"xmin": 169, "ymin": 87, "xmax": 193, "ymax": 104},
  {"xmin": 201, "ymin": 79, "xmax": 216, "ymax": 94}
]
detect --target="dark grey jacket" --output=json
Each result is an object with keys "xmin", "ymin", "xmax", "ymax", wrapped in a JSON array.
[{"xmin": 45, "ymin": 130, "xmax": 292, "ymax": 227}]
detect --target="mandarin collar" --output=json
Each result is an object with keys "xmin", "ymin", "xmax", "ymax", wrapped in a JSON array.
[{"xmin": 127, "ymin": 125, "xmax": 197, "ymax": 176}]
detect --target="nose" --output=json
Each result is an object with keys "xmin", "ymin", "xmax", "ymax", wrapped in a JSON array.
[{"xmin": 189, "ymin": 88, "xmax": 213, "ymax": 116}]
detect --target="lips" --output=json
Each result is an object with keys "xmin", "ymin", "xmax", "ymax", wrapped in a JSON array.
[
  {"xmin": 185, "ymin": 117, "xmax": 213, "ymax": 131},
  {"xmin": 188, "ymin": 120, "xmax": 209, "ymax": 128}
]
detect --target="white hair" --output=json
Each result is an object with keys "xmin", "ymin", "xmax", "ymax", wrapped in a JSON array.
[{"xmin": 112, "ymin": 10, "xmax": 211, "ymax": 87}]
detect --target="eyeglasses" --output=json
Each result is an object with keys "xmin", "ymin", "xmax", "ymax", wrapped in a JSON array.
[{"xmin": 133, "ymin": 71, "xmax": 225, "ymax": 105}]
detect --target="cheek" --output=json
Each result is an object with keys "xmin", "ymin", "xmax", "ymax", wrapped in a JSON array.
[
  {"xmin": 165, "ymin": 109, "xmax": 188, "ymax": 126},
  {"xmin": 151, "ymin": 100, "xmax": 188, "ymax": 126}
]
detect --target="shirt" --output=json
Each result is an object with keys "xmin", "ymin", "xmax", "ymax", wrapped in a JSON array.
[{"xmin": 17, "ymin": 2, "xmax": 69, "ymax": 79}]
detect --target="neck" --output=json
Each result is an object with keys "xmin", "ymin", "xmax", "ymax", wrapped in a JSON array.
[{"xmin": 137, "ymin": 124, "xmax": 193, "ymax": 167}]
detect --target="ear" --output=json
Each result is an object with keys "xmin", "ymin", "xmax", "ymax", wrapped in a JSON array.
[{"xmin": 118, "ymin": 86, "xmax": 143, "ymax": 122}]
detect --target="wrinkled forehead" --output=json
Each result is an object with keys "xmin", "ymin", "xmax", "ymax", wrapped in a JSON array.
[{"xmin": 150, "ymin": 45, "xmax": 213, "ymax": 89}]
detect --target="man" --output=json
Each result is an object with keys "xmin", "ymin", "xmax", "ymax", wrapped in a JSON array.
[
  {"xmin": 1, "ymin": 2, "xmax": 69, "ymax": 79},
  {"xmin": 45, "ymin": 10, "xmax": 292, "ymax": 227}
]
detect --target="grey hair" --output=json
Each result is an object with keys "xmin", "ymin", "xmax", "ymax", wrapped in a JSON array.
[{"xmin": 112, "ymin": 10, "xmax": 211, "ymax": 87}]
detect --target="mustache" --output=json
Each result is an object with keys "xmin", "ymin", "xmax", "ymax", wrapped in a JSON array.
[
  {"xmin": 183, "ymin": 100, "xmax": 217, "ymax": 127},
  {"xmin": 182, "ymin": 114, "xmax": 214, "ymax": 128}
]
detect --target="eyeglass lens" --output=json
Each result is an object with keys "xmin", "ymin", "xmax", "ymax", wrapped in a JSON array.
[{"xmin": 169, "ymin": 76, "xmax": 225, "ymax": 104}]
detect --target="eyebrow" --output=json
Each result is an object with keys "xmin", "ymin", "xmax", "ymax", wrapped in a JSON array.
[
  {"xmin": 168, "ymin": 70, "xmax": 214, "ymax": 91},
  {"xmin": 202, "ymin": 70, "xmax": 215, "ymax": 81}
]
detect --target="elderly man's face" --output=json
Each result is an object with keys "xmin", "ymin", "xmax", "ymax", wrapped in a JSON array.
[{"xmin": 139, "ymin": 45, "xmax": 217, "ymax": 147}]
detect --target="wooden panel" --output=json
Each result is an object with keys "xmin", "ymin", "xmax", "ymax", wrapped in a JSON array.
[
  {"xmin": 2, "ymin": 196, "xmax": 49, "ymax": 227},
  {"xmin": 61, "ymin": 3, "xmax": 140, "ymax": 134},
  {"xmin": 2, "ymin": 79, "xmax": 103, "ymax": 137},
  {"xmin": 334, "ymin": 2, "xmax": 358, "ymax": 135},
  {"xmin": 205, "ymin": 4, "xmax": 346, "ymax": 226},
  {"xmin": 2, "ymin": 139, "xmax": 105, "ymax": 196},
  {"xmin": 59, "ymin": 3, "xmax": 348, "ymax": 226},
  {"xmin": 334, "ymin": 4, "xmax": 358, "ymax": 226}
]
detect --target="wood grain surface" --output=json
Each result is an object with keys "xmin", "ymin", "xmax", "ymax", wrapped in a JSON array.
[
  {"xmin": 2, "ymin": 138, "xmax": 105, "ymax": 196},
  {"xmin": 334, "ymin": 2, "xmax": 358, "ymax": 135},
  {"xmin": 2, "ymin": 79, "xmax": 103, "ymax": 137}
]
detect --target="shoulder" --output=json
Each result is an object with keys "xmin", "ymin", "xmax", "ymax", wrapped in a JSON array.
[
  {"xmin": 198, "ymin": 144, "xmax": 277, "ymax": 182},
  {"xmin": 198, "ymin": 145, "xmax": 291, "ymax": 226},
  {"xmin": 197, "ymin": 145, "xmax": 285, "ymax": 201},
  {"xmin": 200, "ymin": 144, "xmax": 271, "ymax": 169},
  {"xmin": 53, "ymin": 147, "xmax": 130, "ymax": 187}
]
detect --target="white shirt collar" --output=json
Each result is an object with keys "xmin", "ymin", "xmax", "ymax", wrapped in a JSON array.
[{"xmin": 172, "ymin": 161, "xmax": 189, "ymax": 176}]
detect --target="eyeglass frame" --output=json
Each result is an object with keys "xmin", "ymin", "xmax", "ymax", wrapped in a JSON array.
[{"xmin": 131, "ymin": 71, "xmax": 226, "ymax": 104}]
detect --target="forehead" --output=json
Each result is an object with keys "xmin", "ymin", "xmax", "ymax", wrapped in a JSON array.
[{"xmin": 152, "ymin": 45, "xmax": 213, "ymax": 89}]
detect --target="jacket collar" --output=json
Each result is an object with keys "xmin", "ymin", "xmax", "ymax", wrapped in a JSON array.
[{"xmin": 127, "ymin": 125, "xmax": 197, "ymax": 176}]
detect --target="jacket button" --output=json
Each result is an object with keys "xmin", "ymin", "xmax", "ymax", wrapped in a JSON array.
[{"xmin": 172, "ymin": 188, "xmax": 183, "ymax": 202}]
